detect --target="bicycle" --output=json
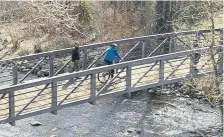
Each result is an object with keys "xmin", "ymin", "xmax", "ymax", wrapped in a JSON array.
[{"xmin": 97, "ymin": 60, "xmax": 126, "ymax": 84}]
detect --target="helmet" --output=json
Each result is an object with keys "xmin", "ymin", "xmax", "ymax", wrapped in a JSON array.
[{"xmin": 111, "ymin": 43, "xmax": 118, "ymax": 47}]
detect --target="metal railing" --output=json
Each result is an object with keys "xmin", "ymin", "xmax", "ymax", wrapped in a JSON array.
[
  {"xmin": 0, "ymin": 28, "xmax": 222, "ymax": 88},
  {"xmin": 0, "ymin": 45, "xmax": 222, "ymax": 125}
]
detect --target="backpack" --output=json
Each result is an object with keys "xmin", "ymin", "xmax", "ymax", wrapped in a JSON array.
[{"xmin": 72, "ymin": 47, "xmax": 80, "ymax": 62}]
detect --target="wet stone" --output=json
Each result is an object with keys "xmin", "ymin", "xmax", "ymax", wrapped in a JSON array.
[
  {"xmin": 19, "ymin": 66, "xmax": 30, "ymax": 72},
  {"xmin": 127, "ymin": 128, "xmax": 136, "ymax": 133},
  {"xmin": 136, "ymin": 129, "xmax": 141, "ymax": 134},
  {"xmin": 147, "ymin": 101, "xmax": 151, "ymax": 103},
  {"xmin": 37, "ymin": 69, "xmax": 49, "ymax": 77},
  {"xmin": 30, "ymin": 121, "xmax": 42, "ymax": 126}
]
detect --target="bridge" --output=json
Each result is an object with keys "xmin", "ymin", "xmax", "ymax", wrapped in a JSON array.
[{"xmin": 0, "ymin": 28, "xmax": 223, "ymax": 125}]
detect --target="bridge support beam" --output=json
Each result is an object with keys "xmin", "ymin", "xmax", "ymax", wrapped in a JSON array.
[
  {"xmin": 9, "ymin": 64, "xmax": 17, "ymax": 126},
  {"xmin": 89, "ymin": 73, "xmax": 96, "ymax": 105},
  {"xmin": 190, "ymin": 51, "xmax": 196, "ymax": 75},
  {"xmin": 51, "ymin": 81, "xmax": 57, "ymax": 115},
  {"xmin": 126, "ymin": 65, "xmax": 132, "ymax": 98},
  {"xmin": 82, "ymin": 49, "xmax": 88, "ymax": 70},
  {"xmin": 142, "ymin": 40, "xmax": 148, "ymax": 58},
  {"xmin": 218, "ymin": 30, "xmax": 223, "ymax": 75},
  {"xmin": 218, "ymin": 48, "xmax": 223, "ymax": 75},
  {"xmin": 50, "ymin": 54, "xmax": 57, "ymax": 115},
  {"xmin": 159, "ymin": 59, "xmax": 164, "ymax": 89},
  {"xmin": 189, "ymin": 51, "xmax": 196, "ymax": 91},
  {"xmin": 169, "ymin": 37, "xmax": 175, "ymax": 53}
]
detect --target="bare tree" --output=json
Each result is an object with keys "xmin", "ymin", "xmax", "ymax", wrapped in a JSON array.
[
  {"xmin": 0, "ymin": 1, "xmax": 94, "ymax": 57},
  {"xmin": 155, "ymin": 1, "xmax": 175, "ymax": 54},
  {"xmin": 176, "ymin": 0, "xmax": 223, "ymax": 129}
]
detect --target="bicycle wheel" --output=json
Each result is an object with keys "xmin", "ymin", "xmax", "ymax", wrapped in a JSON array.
[{"xmin": 97, "ymin": 71, "xmax": 110, "ymax": 84}]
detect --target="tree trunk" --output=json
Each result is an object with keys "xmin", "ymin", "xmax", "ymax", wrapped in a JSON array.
[
  {"xmin": 155, "ymin": 1, "xmax": 174, "ymax": 54},
  {"xmin": 208, "ymin": 0, "xmax": 223, "ymax": 128}
]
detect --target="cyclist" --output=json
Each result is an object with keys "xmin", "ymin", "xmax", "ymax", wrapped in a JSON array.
[{"xmin": 104, "ymin": 43, "xmax": 121, "ymax": 78}]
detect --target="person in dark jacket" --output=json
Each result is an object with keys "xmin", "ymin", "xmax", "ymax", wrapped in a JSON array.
[
  {"xmin": 71, "ymin": 46, "xmax": 80, "ymax": 72},
  {"xmin": 193, "ymin": 31, "xmax": 205, "ymax": 73},
  {"xmin": 104, "ymin": 43, "xmax": 121, "ymax": 78},
  {"xmin": 64, "ymin": 45, "xmax": 80, "ymax": 88},
  {"xmin": 193, "ymin": 40, "xmax": 201, "ymax": 73}
]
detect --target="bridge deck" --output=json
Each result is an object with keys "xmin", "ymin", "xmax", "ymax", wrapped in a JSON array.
[
  {"xmin": 0, "ymin": 54, "xmax": 217, "ymax": 120},
  {"xmin": 0, "ymin": 28, "xmax": 222, "ymax": 88},
  {"xmin": 0, "ymin": 28, "xmax": 222, "ymax": 125}
]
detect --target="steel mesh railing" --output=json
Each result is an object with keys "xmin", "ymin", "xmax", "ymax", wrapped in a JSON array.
[
  {"xmin": 0, "ymin": 28, "xmax": 222, "ymax": 89},
  {"xmin": 0, "ymin": 45, "xmax": 222, "ymax": 125}
]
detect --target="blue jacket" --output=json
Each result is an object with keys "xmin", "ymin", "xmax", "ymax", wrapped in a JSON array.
[{"xmin": 104, "ymin": 47, "xmax": 121, "ymax": 61}]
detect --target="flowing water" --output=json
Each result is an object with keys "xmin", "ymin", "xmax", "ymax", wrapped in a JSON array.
[{"xmin": 0, "ymin": 91, "xmax": 222, "ymax": 137}]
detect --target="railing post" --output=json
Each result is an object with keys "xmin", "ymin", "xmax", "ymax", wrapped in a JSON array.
[
  {"xmin": 49, "ymin": 53, "xmax": 57, "ymax": 115},
  {"xmin": 219, "ymin": 29, "xmax": 223, "ymax": 45},
  {"xmin": 126, "ymin": 65, "xmax": 132, "ymax": 98},
  {"xmin": 189, "ymin": 51, "xmax": 196, "ymax": 91},
  {"xmin": 142, "ymin": 40, "xmax": 147, "ymax": 58},
  {"xmin": 82, "ymin": 49, "xmax": 87, "ymax": 70},
  {"xmin": 9, "ymin": 64, "xmax": 17, "ymax": 126},
  {"xmin": 190, "ymin": 51, "xmax": 196, "ymax": 76},
  {"xmin": 159, "ymin": 60, "xmax": 164, "ymax": 89},
  {"xmin": 218, "ymin": 47, "xmax": 223, "ymax": 75},
  {"xmin": 218, "ymin": 30, "xmax": 223, "ymax": 75},
  {"xmin": 170, "ymin": 37, "xmax": 174, "ymax": 53},
  {"xmin": 89, "ymin": 73, "xmax": 96, "ymax": 105}
]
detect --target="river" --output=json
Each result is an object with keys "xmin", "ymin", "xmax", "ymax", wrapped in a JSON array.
[{"xmin": 0, "ymin": 91, "xmax": 222, "ymax": 137}]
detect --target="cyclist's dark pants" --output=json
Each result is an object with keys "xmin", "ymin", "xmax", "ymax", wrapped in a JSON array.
[{"xmin": 104, "ymin": 60, "xmax": 114, "ymax": 78}]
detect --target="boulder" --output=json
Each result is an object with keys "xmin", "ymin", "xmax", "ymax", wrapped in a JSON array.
[
  {"xmin": 19, "ymin": 39, "xmax": 36, "ymax": 54},
  {"xmin": 37, "ymin": 69, "xmax": 49, "ymax": 77},
  {"xmin": 127, "ymin": 127, "xmax": 141, "ymax": 134},
  {"xmin": 136, "ymin": 129, "xmax": 141, "ymax": 134},
  {"xmin": 19, "ymin": 66, "xmax": 30, "ymax": 72}
]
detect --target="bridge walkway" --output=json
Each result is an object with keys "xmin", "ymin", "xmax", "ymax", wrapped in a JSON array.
[{"xmin": 0, "ymin": 28, "xmax": 223, "ymax": 125}]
